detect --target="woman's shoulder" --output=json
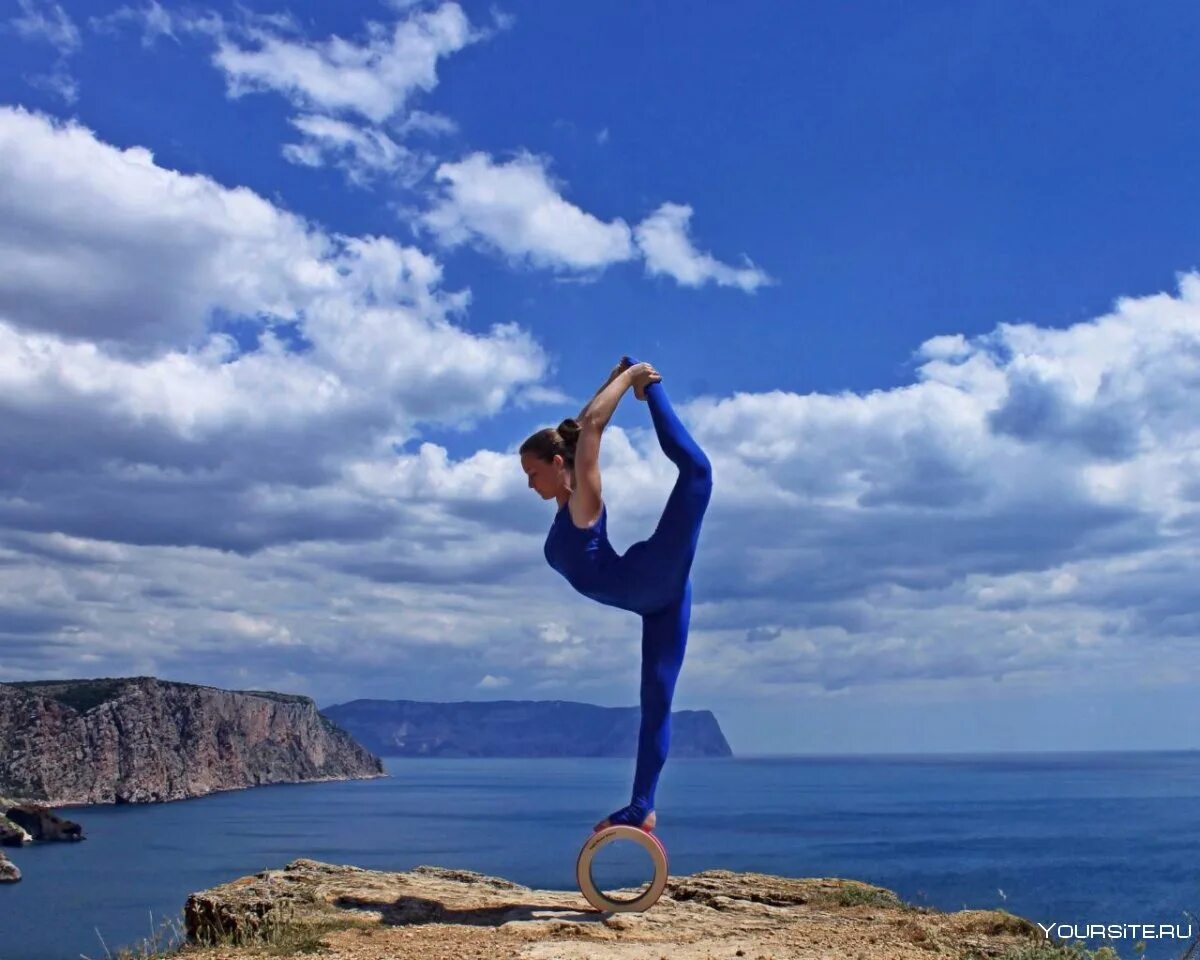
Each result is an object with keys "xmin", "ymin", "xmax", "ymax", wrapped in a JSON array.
[{"xmin": 565, "ymin": 495, "xmax": 606, "ymax": 531}]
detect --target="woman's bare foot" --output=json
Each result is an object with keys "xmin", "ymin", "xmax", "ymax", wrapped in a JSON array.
[{"xmin": 594, "ymin": 809, "xmax": 656, "ymax": 833}]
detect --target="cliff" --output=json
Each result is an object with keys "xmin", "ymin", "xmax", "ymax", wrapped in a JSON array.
[
  {"xmin": 0, "ymin": 677, "xmax": 385, "ymax": 806},
  {"xmin": 320, "ymin": 698, "xmax": 734, "ymax": 758},
  {"xmin": 178, "ymin": 858, "xmax": 1047, "ymax": 960}
]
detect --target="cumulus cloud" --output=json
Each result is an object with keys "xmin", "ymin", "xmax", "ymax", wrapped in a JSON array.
[
  {"xmin": 0, "ymin": 106, "xmax": 333, "ymax": 350},
  {"xmin": 5, "ymin": 264, "xmax": 1200, "ymax": 709},
  {"xmin": 422, "ymin": 153, "xmax": 771, "ymax": 290},
  {"xmin": 3, "ymin": 21, "xmax": 1197, "ymax": 722},
  {"xmin": 634, "ymin": 203, "xmax": 771, "ymax": 291},
  {"xmin": 3, "ymin": 105, "xmax": 1198, "ymax": 710},
  {"xmin": 683, "ymin": 279, "xmax": 1200, "ymax": 688},
  {"xmin": 212, "ymin": 2, "xmax": 477, "ymax": 125},
  {"xmin": 422, "ymin": 152, "xmax": 637, "ymax": 271},
  {"xmin": 200, "ymin": 4, "xmax": 471, "ymax": 187},
  {"xmin": 91, "ymin": 4, "xmax": 473, "ymax": 189},
  {"xmin": 0, "ymin": 107, "xmax": 547, "ymax": 560}
]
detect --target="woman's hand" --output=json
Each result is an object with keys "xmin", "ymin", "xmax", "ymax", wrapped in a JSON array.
[
  {"xmin": 628, "ymin": 362, "xmax": 661, "ymax": 400},
  {"xmin": 607, "ymin": 357, "xmax": 632, "ymax": 384}
]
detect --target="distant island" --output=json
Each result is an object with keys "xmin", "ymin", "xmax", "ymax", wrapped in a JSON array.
[
  {"xmin": 0, "ymin": 677, "xmax": 384, "ymax": 807},
  {"xmin": 320, "ymin": 698, "xmax": 734, "ymax": 758}
]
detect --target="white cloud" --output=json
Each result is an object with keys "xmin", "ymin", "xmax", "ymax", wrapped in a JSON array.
[
  {"xmin": 0, "ymin": 106, "xmax": 334, "ymax": 350},
  {"xmin": 9, "ymin": 0, "xmax": 81, "ymax": 103},
  {"xmin": 282, "ymin": 114, "xmax": 434, "ymax": 188},
  {"xmin": 5, "ymin": 11, "xmax": 1198, "ymax": 733},
  {"xmin": 634, "ymin": 202, "xmax": 771, "ymax": 291},
  {"xmin": 10, "ymin": 0, "xmax": 80, "ymax": 55},
  {"xmin": 24, "ymin": 65, "xmax": 77, "ymax": 103},
  {"xmin": 422, "ymin": 154, "xmax": 771, "ymax": 291},
  {"xmin": 212, "ymin": 2, "xmax": 477, "ymax": 125},
  {"xmin": 422, "ymin": 152, "xmax": 636, "ymax": 271},
  {"xmin": 395, "ymin": 109, "xmax": 457, "ymax": 137},
  {"xmin": 0, "ymin": 107, "xmax": 549, "ymax": 559},
  {"xmin": 181, "ymin": 5, "xmax": 473, "ymax": 189},
  {"xmin": 90, "ymin": 1, "xmax": 178, "ymax": 49},
  {"xmin": 5, "ymin": 273, "xmax": 1200, "ymax": 712}
]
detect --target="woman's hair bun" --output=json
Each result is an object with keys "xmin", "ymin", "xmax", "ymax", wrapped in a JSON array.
[
  {"xmin": 519, "ymin": 418, "xmax": 580, "ymax": 466},
  {"xmin": 556, "ymin": 418, "xmax": 581, "ymax": 442}
]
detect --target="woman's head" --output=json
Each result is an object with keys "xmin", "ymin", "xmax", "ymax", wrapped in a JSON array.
[{"xmin": 519, "ymin": 419, "xmax": 580, "ymax": 499}]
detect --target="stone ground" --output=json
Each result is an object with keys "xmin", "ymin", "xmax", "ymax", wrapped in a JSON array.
[{"xmin": 169, "ymin": 859, "xmax": 1044, "ymax": 960}]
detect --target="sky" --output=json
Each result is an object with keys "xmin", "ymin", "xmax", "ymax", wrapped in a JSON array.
[{"xmin": 2, "ymin": 0, "xmax": 1200, "ymax": 755}]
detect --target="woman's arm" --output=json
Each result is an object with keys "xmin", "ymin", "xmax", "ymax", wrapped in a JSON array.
[
  {"xmin": 568, "ymin": 368, "xmax": 636, "ymax": 527},
  {"xmin": 579, "ymin": 368, "xmax": 634, "ymax": 432},
  {"xmin": 577, "ymin": 360, "xmax": 630, "ymax": 421}
]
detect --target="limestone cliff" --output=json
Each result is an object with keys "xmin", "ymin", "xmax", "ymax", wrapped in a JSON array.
[
  {"xmin": 0, "ymin": 677, "xmax": 384, "ymax": 806},
  {"xmin": 321, "ymin": 698, "xmax": 734, "ymax": 758},
  {"xmin": 179, "ymin": 858, "xmax": 1048, "ymax": 960}
]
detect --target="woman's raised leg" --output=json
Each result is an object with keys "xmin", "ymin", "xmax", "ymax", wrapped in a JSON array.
[{"xmin": 632, "ymin": 375, "xmax": 713, "ymax": 608}]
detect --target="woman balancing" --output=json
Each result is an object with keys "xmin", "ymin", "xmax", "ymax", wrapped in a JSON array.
[{"xmin": 520, "ymin": 357, "xmax": 713, "ymax": 833}]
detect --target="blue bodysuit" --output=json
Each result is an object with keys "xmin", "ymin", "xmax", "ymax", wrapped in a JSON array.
[{"xmin": 544, "ymin": 365, "xmax": 712, "ymax": 828}]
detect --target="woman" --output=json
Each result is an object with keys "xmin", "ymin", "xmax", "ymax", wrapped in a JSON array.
[{"xmin": 519, "ymin": 356, "xmax": 713, "ymax": 833}]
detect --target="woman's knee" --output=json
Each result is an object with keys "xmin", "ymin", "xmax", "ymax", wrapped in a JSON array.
[
  {"xmin": 683, "ymin": 450, "xmax": 713, "ymax": 489},
  {"xmin": 686, "ymin": 468, "xmax": 712, "ymax": 505}
]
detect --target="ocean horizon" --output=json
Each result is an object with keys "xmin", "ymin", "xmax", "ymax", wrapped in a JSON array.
[{"xmin": 3, "ymin": 750, "xmax": 1199, "ymax": 960}]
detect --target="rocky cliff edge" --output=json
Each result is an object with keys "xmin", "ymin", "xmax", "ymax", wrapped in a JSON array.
[{"xmin": 179, "ymin": 858, "xmax": 1045, "ymax": 960}]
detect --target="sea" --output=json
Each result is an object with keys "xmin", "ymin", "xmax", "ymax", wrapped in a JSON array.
[{"xmin": 2, "ymin": 751, "xmax": 1199, "ymax": 960}]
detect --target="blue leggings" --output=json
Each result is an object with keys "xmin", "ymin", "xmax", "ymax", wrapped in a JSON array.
[{"xmin": 605, "ymin": 364, "xmax": 712, "ymax": 827}]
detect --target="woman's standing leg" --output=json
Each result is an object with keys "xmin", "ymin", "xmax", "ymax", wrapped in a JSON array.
[{"xmin": 602, "ymin": 581, "xmax": 691, "ymax": 827}]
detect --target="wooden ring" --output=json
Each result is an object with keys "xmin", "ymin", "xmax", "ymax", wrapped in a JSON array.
[{"xmin": 575, "ymin": 825, "xmax": 669, "ymax": 912}]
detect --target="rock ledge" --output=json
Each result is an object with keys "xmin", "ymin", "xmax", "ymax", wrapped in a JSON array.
[{"xmin": 180, "ymin": 858, "xmax": 1043, "ymax": 959}]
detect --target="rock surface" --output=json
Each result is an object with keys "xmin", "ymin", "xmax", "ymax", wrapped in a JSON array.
[
  {"xmin": 179, "ymin": 858, "xmax": 1044, "ymax": 960},
  {"xmin": 0, "ymin": 677, "xmax": 385, "ymax": 806},
  {"xmin": 0, "ymin": 849, "xmax": 18, "ymax": 882},
  {"xmin": 321, "ymin": 698, "xmax": 734, "ymax": 758},
  {"xmin": 4, "ymin": 804, "xmax": 84, "ymax": 841},
  {"xmin": 0, "ymin": 817, "xmax": 31, "ymax": 845},
  {"xmin": 0, "ymin": 795, "xmax": 33, "ymax": 846}
]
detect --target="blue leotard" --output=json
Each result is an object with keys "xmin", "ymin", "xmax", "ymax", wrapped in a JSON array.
[{"xmin": 544, "ymin": 364, "xmax": 712, "ymax": 827}]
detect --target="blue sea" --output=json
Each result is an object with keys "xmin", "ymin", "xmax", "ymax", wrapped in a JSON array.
[{"xmin": 3, "ymin": 752, "xmax": 1199, "ymax": 960}]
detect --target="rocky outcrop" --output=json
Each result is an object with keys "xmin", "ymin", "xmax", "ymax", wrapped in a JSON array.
[
  {"xmin": 0, "ymin": 796, "xmax": 32, "ymax": 886},
  {"xmin": 4, "ymin": 804, "xmax": 83, "ymax": 841},
  {"xmin": 180, "ymin": 858, "xmax": 1045, "ymax": 960},
  {"xmin": 0, "ymin": 818, "xmax": 31, "ymax": 845},
  {"xmin": 0, "ymin": 796, "xmax": 32, "ymax": 846},
  {"xmin": 321, "ymin": 698, "xmax": 734, "ymax": 758},
  {"xmin": 0, "ymin": 798, "xmax": 80, "ymax": 889},
  {"xmin": 0, "ymin": 677, "xmax": 385, "ymax": 806},
  {"xmin": 0, "ymin": 850, "xmax": 18, "ymax": 882}
]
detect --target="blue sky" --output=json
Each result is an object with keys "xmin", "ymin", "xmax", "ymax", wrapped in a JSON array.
[{"xmin": 1, "ymin": 0, "xmax": 1199, "ymax": 754}]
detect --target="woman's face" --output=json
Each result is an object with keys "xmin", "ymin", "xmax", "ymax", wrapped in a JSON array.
[{"xmin": 520, "ymin": 452, "xmax": 564, "ymax": 499}]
